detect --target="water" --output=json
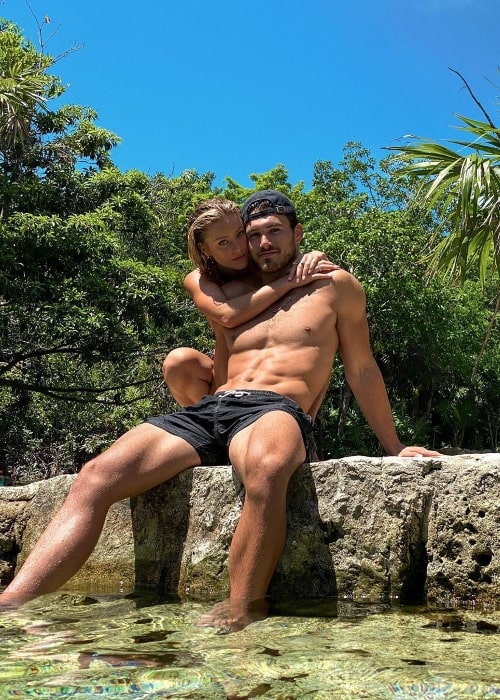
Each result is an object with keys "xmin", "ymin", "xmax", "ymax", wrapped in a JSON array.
[{"xmin": 0, "ymin": 589, "xmax": 498, "ymax": 699}]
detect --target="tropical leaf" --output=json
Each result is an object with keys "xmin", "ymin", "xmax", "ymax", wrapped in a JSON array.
[{"xmin": 388, "ymin": 112, "xmax": 500, "ymax": 286}]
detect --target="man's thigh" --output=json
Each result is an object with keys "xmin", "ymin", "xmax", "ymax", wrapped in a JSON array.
[
  {"xmin": 228, "ymin": 410, "xmax": 306, "ymax": 485},
  {"xmin": 87, "ymin": 423, "xmax": 201, "ymax": 500}
]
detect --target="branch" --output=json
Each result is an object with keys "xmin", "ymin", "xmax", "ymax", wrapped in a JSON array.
[
  {"xmin": 471, "ymin": 291, "xmax": 500, "ymax": 382},
  {"xmin": 449, "ymin": 67, "xmax": 497, "ymax": 129},
  {"xmin": 0, "ymin": 344, "xmax": 85, "ymax": 376},
  {"xmin": 0, "ymin": 375, "xmax": 154, "ymax": 403},
  {"xmin": 26, "ymin": 1, "xmax": 83, "ymax": 62},
  {"xmin": 1, "ymin": 342, "xmax": 173, "ymax": 378}
]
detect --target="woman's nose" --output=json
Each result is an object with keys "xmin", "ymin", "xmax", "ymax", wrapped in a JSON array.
[{"xmin": 233, "ymin": 239, "xmax": 247, "ymax": 253}]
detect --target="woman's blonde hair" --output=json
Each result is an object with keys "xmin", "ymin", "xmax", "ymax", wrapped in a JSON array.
[{"xmin": 187, "ymin": 198, "xmax": 242, "ymax": 283}]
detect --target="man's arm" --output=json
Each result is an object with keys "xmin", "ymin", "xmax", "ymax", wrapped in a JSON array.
[{"xmin": 333, "ymin": 272, "xmax": 439, "ymax": 457}]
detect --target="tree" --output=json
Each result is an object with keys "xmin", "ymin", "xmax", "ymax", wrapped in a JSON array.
[
  {"xmin": 0, "ymin": 20, "xmax": 53, "ymax": 156},
  {"xmin": 388, "ymin": 69, "xmax": 500, "ymax": 288},
  {"xmin": 0, "ymin": 20, "xmax": 217, "ymax": 481},
  {"xmin": 289, "ymin": 145, "xmax": 499, "ymax": 455},
  {"xmin": 388, "ymin": 69, "xmax": 500, "ymax": 415}
]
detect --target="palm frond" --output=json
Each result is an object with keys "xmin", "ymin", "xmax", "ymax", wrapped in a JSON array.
[{"xmin": 388, "ymin": 115, "xmax": 500, "ymax": 286}]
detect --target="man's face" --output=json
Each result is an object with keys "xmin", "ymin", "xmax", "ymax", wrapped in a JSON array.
[{"xmin": 245, "ymin": 214, "xmax": 303, "ymax": 274}]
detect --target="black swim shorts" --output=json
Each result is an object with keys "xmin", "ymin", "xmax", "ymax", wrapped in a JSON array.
[{"xmin": 147, "ymin": 389, "xmax": 316, "ymax": 466}]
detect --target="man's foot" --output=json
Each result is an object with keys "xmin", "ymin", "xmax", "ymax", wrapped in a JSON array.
[
  {"xmin": 198, "ymin": 598, "xmax": 268, "ymax": 634},
  {"xmin": 0, "ymin": 591, "xmax": 35, "ymax": 611}
]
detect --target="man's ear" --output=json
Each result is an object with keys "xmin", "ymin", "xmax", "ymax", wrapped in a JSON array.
[{"xmin": 294, "ymin": 223, "xmax": 304, "ymax": 245}]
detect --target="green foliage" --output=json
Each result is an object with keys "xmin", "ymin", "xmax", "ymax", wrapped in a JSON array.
[
  {"xmin": 388, "ymin": 94, "xmax": 500, "ymax": 287},
  {"xmin": 0, "ymin": 20, "xmax": 498, "ymax": 482},
  {"xmin": 0, "ymin": 21, "xmax": 218, "ymax": 482},
  {"xmin": 271, "ymin": 144, "xmax": 498, "ymax": 457},
  {"xmin": 0, "ymin": 19, "xmax": 60, "ymax": 154},
  {"xmin": 147, "ymin": 170, "xmax": 216, "ymax": 266}
]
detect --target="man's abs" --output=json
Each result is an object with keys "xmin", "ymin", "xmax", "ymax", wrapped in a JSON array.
[
  {"xmin": 218, "ymin": 343, "xmax": 337, "ymax": 415},
  {"xmin": 218, "ymin": 282, "xmax": 339, "ymax": 414}
]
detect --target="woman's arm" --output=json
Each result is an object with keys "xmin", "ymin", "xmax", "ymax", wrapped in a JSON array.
[{"xmin": 185, "ymin": 252, "xmax": 339, "ymax": 329}]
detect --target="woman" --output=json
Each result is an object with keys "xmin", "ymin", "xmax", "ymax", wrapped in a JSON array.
[{"xmin": 163, "ymin": 197, "xmax": 336, "ymax": 406}]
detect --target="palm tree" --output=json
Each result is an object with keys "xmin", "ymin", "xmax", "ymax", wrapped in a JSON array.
[
  {"xmin": 390, "ymin": 70, "xmax": 500, "ymax": 286},
  {"xmin": 0, "ymin": 60, "xmax": 48, "ymax": 152},
  {"xmin": 389, "ymin": 69, "xmax": 500, "ymax": 374},
  {"xmin": 0, "ymin": 21, "xmax": 50, "ymax": 158}
]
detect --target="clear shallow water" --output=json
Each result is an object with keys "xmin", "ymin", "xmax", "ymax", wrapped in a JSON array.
[{"xmin": 0, "ymin": 590, "xmax": 498, "ymax": 699}]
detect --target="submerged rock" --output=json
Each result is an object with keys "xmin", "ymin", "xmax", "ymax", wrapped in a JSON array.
[{"xmin": 0, "ymin": 454, "xmax": 499, "ymax": 605}]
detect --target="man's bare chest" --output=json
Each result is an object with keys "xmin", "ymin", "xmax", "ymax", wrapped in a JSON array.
[{"xmin": 226, "ymin": 285, "xmax": 336, "ymax": 350}]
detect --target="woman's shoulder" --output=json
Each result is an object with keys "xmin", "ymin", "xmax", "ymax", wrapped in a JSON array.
[{"xmin": 183, "ymin": 268, "xmax": 202, "ymax": 291}]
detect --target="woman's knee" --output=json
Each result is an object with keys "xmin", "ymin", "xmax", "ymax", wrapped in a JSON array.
[
  {"xmin": 162, "ymin": 348, "xmax": 213, "ymax": 382},
  {"xmin": 163, "ymin": 347, "xmax": 198, "ymax": 379}
]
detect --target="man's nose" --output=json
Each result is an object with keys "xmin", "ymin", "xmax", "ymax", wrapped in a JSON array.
[{"xmin": 259, "ymin": 234, "xmax": 272, "ymax": 248}]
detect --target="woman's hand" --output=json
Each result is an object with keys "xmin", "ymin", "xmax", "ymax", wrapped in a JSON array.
[{"xmin": 289, "ymin": 251, "xmax": 340, "ymax": 282}]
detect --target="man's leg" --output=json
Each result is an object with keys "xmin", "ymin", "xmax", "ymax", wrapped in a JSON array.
[
  {"xmin": 201, "ymin": 410, "xmax": 306, "ymax": 630},
  {"xmin": 0, "ymin": 423, "xmax": 200, "ymax": 608}
]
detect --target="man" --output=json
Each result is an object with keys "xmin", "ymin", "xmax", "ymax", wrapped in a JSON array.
[{"xmin": 0, "ymin": 190, "xmax": 438, "ymax": 629}]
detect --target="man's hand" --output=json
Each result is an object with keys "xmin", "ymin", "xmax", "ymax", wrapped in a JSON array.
[
  {"xmin": 289, "ymin": 251, "xmax": 340, "ymax": 282},
  {"xmin": 397, "ymin": 445, "xmax": 441, "ymax": 457}
]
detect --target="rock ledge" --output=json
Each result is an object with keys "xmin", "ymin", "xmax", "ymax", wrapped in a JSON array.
[{"xmin": 1, "ymin": 455, "xmax": 499, "ymax": 605}]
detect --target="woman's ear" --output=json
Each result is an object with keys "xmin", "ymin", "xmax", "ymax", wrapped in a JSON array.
[{"xmin": 198, "ymin": 242, "xmax": 210, "ymax": 258}]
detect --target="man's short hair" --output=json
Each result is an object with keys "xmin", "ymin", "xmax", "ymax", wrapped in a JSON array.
[{"xmin": 241, "ymin": 190, "xmax": 298, "ymax": 228}]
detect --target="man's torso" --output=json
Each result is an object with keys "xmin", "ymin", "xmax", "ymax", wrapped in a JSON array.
[{"xmin": 216, "ymin": 276, "xmax": 341, "ymax": 415}]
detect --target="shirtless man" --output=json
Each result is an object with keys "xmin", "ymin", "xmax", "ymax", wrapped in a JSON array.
[{"xmin": 0, "ymin": 190, "xmax": 438, "ymax": 629}]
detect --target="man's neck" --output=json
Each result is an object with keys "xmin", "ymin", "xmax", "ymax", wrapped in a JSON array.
[{"xmin": 260, "ymin": 263, "xmax": 295, "ymax": 285}]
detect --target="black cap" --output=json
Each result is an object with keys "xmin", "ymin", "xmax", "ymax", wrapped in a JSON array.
[{"xmin": 241, "ymin": 190, "xmax": 296, "ymax": 225}]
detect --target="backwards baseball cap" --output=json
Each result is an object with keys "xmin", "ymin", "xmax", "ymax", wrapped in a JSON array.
[{"xmin": 241, "ymin": 189, "xmax": 296, "ymax": 225}]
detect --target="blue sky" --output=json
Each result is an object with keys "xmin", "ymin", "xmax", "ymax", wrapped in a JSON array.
[{"xmin": 2, "ymin": 0, "xmax": 499, "ymax": 188}]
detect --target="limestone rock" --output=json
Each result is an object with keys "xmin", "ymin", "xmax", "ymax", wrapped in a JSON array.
[{"xmin": 0, "ymin": 455, "xmax": 498, "ymax": 605}]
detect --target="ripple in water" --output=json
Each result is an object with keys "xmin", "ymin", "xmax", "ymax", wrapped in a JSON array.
[{"xmin": 0, "ymin": 591, "xmax": 498, "ymax": 698}]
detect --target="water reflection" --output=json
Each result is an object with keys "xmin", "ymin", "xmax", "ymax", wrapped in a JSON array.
[{"xmin": 0, "ymin": 588, "xmax": 498, "ymax": 698}]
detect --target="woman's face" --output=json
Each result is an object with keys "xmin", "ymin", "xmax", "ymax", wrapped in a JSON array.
[{"xmin": 199, "ymin": 213, "xmax": 249, "ymax": 273}]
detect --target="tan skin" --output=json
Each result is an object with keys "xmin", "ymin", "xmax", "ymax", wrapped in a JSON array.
[
  {"xmin": 0, "ymin": 211, "xmax": 439, "ymax": 632},
  {"xmin": 198, "ymin": 213, "xmax": 440, "ymax": 629},
  {"xmin": 162, "ymin": 211, "xmax": 338, "ymax": 406}
]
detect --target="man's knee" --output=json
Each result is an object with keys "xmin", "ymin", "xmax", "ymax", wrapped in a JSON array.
[
  {"xmin": 69, "ymin": 455, "xmax": 116, "ymax": 506},
  {"xmin": 241, "ymin": 449, "xmax": 302, "ymax": 502}
]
